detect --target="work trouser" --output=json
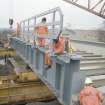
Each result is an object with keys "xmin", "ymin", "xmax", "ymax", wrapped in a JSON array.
[
  {"xmin": 38, "ymin": 38, "xmax": 45, "ymax": 47},
  {"xmin": 45, "ymin": 53, "xmax": 52, "ymax": 65}
]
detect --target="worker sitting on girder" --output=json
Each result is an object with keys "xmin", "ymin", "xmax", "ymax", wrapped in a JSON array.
[
  {"xmin": 80, "ymin": 77, "xmax": 103, "ymax": 105},
  {"xmin": 45, "ymin": 34, "xmax": 65, "ymax": 69},
  {"xmin": 53, "ymin": 34, "xmax": 65, "ymax": 55}
]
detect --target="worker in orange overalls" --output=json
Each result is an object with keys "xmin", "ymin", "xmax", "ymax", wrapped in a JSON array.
[
  {"xmin": 16, "ymin": 22, "xmax": 21, "ymax": 36},
  {"xmin": 35, "ymin": 17, "xmax": 48, "ymax": 47},
  {"xmin": 80, "ymin": 77, "xmax": 103, "ymax": 105},
  {"xmin": 53, "ymin": 36, "xmax": 65, "ymax": 55},
  {"xmin": 35, "ymin": 17, "xmax": 51, "ymax": 68},
  {"xmin": 44, "ymin": 35, "xmax": 65, "ymax": 69}
]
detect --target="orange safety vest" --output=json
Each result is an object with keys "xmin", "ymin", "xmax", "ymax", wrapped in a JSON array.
[
  {"xmin": 53, "ymin": 36, "xmax": 65, "ymax": 55},
  {"xmin": 80, "ymin": 86, "xmax": 103, "ymax": 105},
  {"xmin": 16, "ymin": 23, "xmax": 21, "ymax": 35},
  {"xmin": 36, "ymin": 24, "xmax": 48, "ymax": 47},
  {"xmin": 36, "ymin": 26, "xmax": 48, "ymax": 35}
]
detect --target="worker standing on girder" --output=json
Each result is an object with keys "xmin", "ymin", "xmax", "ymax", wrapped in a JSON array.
[
  {"xmin": 35, "ymin": 17, "xmax": 48, "ymax": 47},
  {"xmin": 80, "ymin": 77, "xmax": 103, "ymax": 105},
  {"xmin": 35, "ymin": 17, "xmax": 52, "ymax": 69},
  {"xmin": 65, "ymin": 37, "xmax": 77, "ymax": 53},
  {"xmin": 16, "ymin": 22, "xmax": 21, "ymax": 36}
]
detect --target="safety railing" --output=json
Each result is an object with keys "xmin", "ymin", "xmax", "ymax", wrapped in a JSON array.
[
  {"xmin": 11, "ymin": 8, "xmax": 84, "ymax": 105},
  {"xmin": 20, "ymin": 7, "xmax": 63, "ymax": 43}
]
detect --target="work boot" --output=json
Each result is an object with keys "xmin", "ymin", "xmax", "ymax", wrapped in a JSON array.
[{"xmin": 45, "ymin": 65, "xmax": 51, "ymax": 70}]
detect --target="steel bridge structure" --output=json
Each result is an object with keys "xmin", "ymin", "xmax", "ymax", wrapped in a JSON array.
[
  {"xmin": 9, "ymin": 0, "xmax": 105, "ymax": 104},
  {"xmin": 10, "ymin": 7, "xmax": 84, "ymax": 105},
  {"xmin": 63, "ymin": 0, "xmax": 105, "ymax": 19}
]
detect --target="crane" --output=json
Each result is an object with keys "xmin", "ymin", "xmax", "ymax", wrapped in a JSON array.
[{"xmin": 63, "ymin": 0, "xmax": 105, "ymax": 19}]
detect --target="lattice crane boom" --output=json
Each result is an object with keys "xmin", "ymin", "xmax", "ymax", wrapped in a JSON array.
[{"xmin": 63, "ymin": 0, "xmax": 105, "ymax": 19}]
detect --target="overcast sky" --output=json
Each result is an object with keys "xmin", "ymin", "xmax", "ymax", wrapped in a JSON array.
[{"xmin": 0, "ymin": 0, "xmax": 104, "ymax": 29}]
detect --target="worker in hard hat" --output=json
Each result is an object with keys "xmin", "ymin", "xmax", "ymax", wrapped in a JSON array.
[
  {"xmin": 53, "ymin": 36, "xmax": 65, "ymax": 55},
  {"xmin": 35, "ymin": 17, "xmax": 51, "ymax": 68},
  {"xmin": 65, "ymin": 37, "xmax": 77, "ymax": 53},
  {"xmin": 16, "ymin": 22, "xmax": 21, "ymax": 36},
  {"xmin": 80, "ymin": 77, "xmax": 103, "ymax": 105},
  {"xmin": 44, "ymin": 35, "xmax": 65, "ymax": 70},
  {"xmin": 35, "ymin": 17, "xmax": 48, "ymax": 47}
]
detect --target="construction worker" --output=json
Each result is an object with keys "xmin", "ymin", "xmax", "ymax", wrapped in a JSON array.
[
  {"xmin": 44, "ymin": 35, "xmax": 65, "ymax": 69},
  {"xmin": 65, "ymin": 37, "xmax": 77, "ymax": 53},
  {"xmin": 80, "ymin": 77, "xmax": 103, "ymax": 105},
  {"xmin": 35, "ymin": 17, "xmax": 51, "ymax": 68},
  {"xmin": 16, "ymin": 22, "xmax": 21, "ymax": 36},
  {"xmin": 53, "ymin": 36, "xmax": 65, "ymax": 55},
  {"xmin": 35, "ymin": 17, "xmax": 48, "ymax": 47}
]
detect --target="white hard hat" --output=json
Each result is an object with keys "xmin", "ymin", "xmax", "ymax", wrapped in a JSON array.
[{"xmin": 85, "ymin": 77, "xmax": 93, "ymax": 84}]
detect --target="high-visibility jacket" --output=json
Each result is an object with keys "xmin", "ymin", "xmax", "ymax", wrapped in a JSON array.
[
  {"xmin": 36, "ymin": 23, "xmax": 51, "ymax": 65},
  {"xmin": 53, "ymin": 36, "xmax": 65, "ymax": 55},
  {"xmin": 65, "ymin": 38, "xmax": 77, "ymax": 53},
  {"xmin": 80, "ymin": 86, "xmax": 103, "ymax": 105},
  {"xmin": 36, "ymin": 25, "xmax": 48, "ymax": 35},
  {"xmin": 45, "ymin": 36, "xmax": 65, "ymax": 65},
  {"xmin": 36, "ymin": 23, "xmax": 48, "ymax": 47},
  {"xmin": 16, "ymin": 23, "xmax": 21, "ymax": 35}
]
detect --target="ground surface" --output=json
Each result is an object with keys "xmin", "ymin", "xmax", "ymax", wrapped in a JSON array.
[{"xmin": 26, "ymin": 100, "xmax": 61, "ymax": 105}]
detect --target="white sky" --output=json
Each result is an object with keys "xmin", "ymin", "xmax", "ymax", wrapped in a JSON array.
[
  {"xmin": 0, "ymin": 0, "xmax": 104, "ymax": 29},
  {"xmin": 0, "ymin": 0, "xmax": 13, "ymax": 28}
]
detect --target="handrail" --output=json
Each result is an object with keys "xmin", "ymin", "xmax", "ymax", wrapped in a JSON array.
[{"xmin": 20, "ymin": 7, "xmax": 63, "ymax": 42}]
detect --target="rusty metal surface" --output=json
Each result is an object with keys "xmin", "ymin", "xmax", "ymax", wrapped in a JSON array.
[
  {"xmin": 0, "ymin": 55, "xmax": 56, "ymax": 104},
  {"xmin": 0, "ymin": 48, "xmax": 16, "ymax": 57},
  {"xmin": 0, "ymin": 82, "xmax": 56, "ymax": 104}
]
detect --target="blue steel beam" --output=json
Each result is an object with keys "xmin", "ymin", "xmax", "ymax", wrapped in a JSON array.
[{"xmin": 10, "ymin": 37, "xmax": 84, "ymax": 105}]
